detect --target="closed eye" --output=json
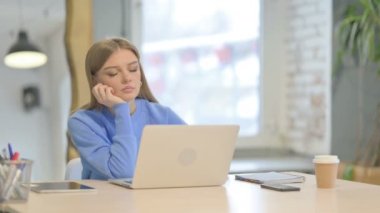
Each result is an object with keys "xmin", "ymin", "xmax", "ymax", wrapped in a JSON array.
[
  {"xmin": 103, "ymin": 68, "xmax": 119, "ymax": 77},
  {"xmin": 128, "ymin": 63, "xmax": 139, "ymax": 72},
  {"xmin": 108, "ymin": 73, "xmax": 118, "ymax": 77},
  {"xmin": 129, "ymin": 69, "xmax": 138, "ymax": 72}
]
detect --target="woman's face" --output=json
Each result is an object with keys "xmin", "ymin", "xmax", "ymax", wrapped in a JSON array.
[{"xmin": 94, "ymin": 49, "xmax": 141, "ymax": 102}]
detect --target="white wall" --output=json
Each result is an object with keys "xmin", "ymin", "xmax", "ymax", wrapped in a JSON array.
[
  {"xmin": 44, "ymin": 24, "xmax": 71, "ymax": 180},
  {"xmin": 284, "ymin": 0, "xmax": 332, "ymax": 154},
  {"xmin": 258, "ymin": 0, "xmax": 288, "ymax": 148},
  {"xmin": 0, "ymin": 64, "xmax": 51, "ymax": 181},
  {"xmin": 246, "ymin": 0, "xmax": 333, "ymax": 155},
  {"xmin": 0, "ymin": 22, "xmax": 69, "ymax": 181}
]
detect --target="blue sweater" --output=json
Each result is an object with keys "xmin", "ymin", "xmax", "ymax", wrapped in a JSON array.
[{"xmin": 68, "ymin": 99, "xmax": 186, "ymax": 180}]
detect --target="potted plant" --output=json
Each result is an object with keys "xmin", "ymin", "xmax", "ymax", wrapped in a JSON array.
[{"xmin": 335, "ymin": 0, "xmax": 380, "ymax": 184}]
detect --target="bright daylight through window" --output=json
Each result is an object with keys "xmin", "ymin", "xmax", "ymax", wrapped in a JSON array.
[{"xmin": 141, "ymin": 0, "xmax": 260, "ymax": 136}]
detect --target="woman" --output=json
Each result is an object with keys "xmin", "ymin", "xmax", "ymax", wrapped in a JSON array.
[{"xmin": 68, "ymin": 38, "xmax": 186, "ymax": 180}]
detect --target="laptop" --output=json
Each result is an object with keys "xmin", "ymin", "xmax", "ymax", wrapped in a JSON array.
[{"xmin": 109, "ymin": 125, "xmax": 239, "ymax": 189}]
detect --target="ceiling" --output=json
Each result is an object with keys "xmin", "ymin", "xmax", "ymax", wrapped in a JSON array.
[{"xmin": 0, "ymin": 0, "xmax": 65, "ymax": 60}]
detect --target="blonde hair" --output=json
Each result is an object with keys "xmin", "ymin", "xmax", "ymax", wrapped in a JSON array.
[{"xmin": 84, "ymin": 38, "xmax": 158, "ymax": 109}]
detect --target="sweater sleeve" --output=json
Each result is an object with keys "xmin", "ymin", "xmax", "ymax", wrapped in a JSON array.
[
  {"xmin": 68, "ymin": 104, "xmax": 138, "ymax": 179},
  {"xmin": 167, "ymin": 107, "xmax": 187, "ymax": 124}
]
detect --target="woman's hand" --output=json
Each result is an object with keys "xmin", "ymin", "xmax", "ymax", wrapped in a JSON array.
[{"xmin": 92, "ymin": 83, "xmax": 125, "ymax": 108}]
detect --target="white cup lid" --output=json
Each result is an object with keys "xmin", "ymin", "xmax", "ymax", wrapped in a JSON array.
[{"xmin": 313, "ymin": 155, "xmax": 340, "ymax": 164}]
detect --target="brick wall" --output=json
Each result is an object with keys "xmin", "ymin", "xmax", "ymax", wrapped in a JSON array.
[{"xmin": 285, "ymin": 0, "xmax": 331, "ymax": 154}]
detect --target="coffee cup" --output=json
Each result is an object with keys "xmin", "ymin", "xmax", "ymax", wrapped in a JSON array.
[{"xmin": 313, "ymin": 155, "xmax": 339, "ymax": 188}]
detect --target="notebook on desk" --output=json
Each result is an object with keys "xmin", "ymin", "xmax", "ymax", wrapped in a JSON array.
[
  {"xmin": 109, "ymin": 125, "xmax": 240, "ymax": 189},
  {"xmin": 235, "ymin": 172, "xmax": 305, "ymax": 185}
]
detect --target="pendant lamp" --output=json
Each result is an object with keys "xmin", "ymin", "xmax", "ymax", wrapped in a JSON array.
[{"xmin": 4, "ymin": 30, "xmax": 47, "ymax": 69}]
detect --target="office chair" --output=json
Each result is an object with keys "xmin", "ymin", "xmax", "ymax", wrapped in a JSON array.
[{"xmin": 65, "ymin": 157, "xmax": 83, "ymax": 180}]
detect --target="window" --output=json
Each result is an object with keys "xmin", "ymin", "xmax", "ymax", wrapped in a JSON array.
[{"xmin": 141, "ymin": 0, "xmax": 261, "ymax": 136}]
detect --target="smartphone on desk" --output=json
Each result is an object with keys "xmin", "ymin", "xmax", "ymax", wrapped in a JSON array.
[{"xmin": 261, "ymin": 183, "xmax": 300, "ymax": 192}]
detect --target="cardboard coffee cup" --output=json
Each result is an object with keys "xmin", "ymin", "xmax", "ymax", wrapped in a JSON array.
[{"xmin": 313, "ymin": 155, "xmax": 339, "ymax": 188}]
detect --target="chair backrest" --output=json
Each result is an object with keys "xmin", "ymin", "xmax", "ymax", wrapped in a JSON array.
[{"xmin": 65, "ymin": 158, "xmax": 83, "ymax": 180}]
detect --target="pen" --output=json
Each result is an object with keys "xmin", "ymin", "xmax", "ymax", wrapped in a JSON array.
[
  {"xmin": 8, "ymin": 143, "xmax": 14, "ymax": 160},
  {"xmin": 11, "ymin": 152, "xmax": 19, "ymax": 161},
  {"xmin": 0, "ymin": 163, "xmax": 6, "ymax": 182},
  {"xmin": 2, "ymin": 165, "xmax": 21, "ymax": 200},
  {"xmin": 2, "ymin": 148, "xmax": 8, "ymax": 160},
  {"xmin": 2, "ymin": 164, "xmax": 17, "ymax": 198}
]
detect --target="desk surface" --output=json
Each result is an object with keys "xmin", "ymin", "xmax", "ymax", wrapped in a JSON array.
[{"xmin": 7, "ymin": 173, "xmax": 380, "ymax": 213}]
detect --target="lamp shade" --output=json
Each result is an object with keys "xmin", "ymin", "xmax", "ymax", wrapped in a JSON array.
[{"xmin": 4, "ymin": 30, "xmax": 47, "ymax": 69}]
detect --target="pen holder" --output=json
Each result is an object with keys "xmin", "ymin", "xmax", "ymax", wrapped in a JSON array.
[{"xmin": 0, "ymin": 159, "xmax": 33, "ymax": 204}]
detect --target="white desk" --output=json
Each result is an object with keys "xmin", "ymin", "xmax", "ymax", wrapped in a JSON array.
[{"xmin": 6, "ymin": 173, "xmax": 380, "ymax": 213}]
